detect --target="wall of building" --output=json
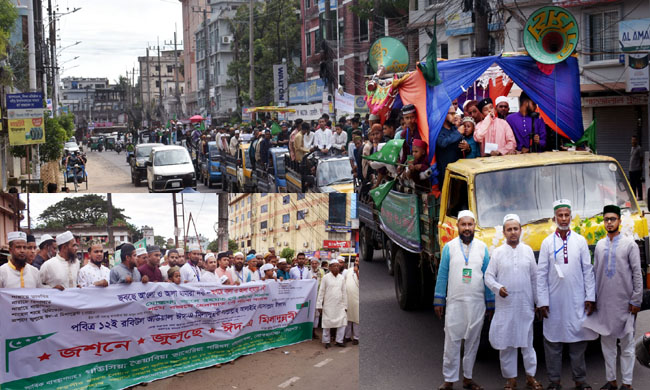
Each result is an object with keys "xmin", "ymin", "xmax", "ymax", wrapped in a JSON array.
[{"xmin": 181, "ymin": 0, "xmax": 211, "ymax": 116}]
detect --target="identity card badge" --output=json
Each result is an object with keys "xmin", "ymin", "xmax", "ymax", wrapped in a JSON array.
[{"xmin": 462, "ymin": 268, "xmax": 472, "ymax": 284}]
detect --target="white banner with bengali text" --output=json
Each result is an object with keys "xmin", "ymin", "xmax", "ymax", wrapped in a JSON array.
[{"xmin": 0, "ymin": 280, "xmax": 316, "ymax": 389}]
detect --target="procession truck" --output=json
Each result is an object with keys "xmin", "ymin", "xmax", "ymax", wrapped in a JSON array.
[
  {"xmin": 285, "ymin": 153, "xmax": 355, "ymax": 193},
  {"xmin": 359, "ymin": 151, "xmax": 650, "ymax": 310}
]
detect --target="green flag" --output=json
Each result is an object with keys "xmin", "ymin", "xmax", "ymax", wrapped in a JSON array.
[
  {"xmin": 565, "ymin": 119, "xmax": 596, "ymax": 152},
  {"xmin": 362, "ymin": 139, "xmax": 405, "ymax": 165},
  {"xmin": 198, "ymin": 121, "xmax": 205, "ymax": 131},
  {"xmin": 370, "ymin": 180, "xmax": 395, "ymax": 208},
  {"xmin": 417, "ymin": 14, "xmax": 441, "ymax": 87},
  {"xmin": 271, "ymin": 122, "xmax": 282, "ymax": 136},
  {"xmin": 166, "ymin": 120, "xmax": 171, "ymax": 129}
]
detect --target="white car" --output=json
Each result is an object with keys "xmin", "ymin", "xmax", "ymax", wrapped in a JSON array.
[{"xmin": 146, "ymin": 145, "xmax": 197, "ymax": 192}]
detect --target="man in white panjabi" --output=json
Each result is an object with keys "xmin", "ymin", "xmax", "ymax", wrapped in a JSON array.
[
  {"xmin": 537, "ymin": 199, "xmax": 597, "ymax": 390},
  {"xmin": 0, "ymin": 231, "xmax": 41, "ymax": 288},
  {"xmin": 316, "ymin": 260, "xmax": 348, "ymax": 348},
  {"xmin": 77, "ymin": 240, "xmax": 110, "ymax": 288},
  {"xmin": 434, "ymin": 210, "xmax": 494, "ymax": 390},
  {"xmin": 344, "ymin": 257, "xmax": 359, "ymax": 345},
  {"xmin": 39, "ymin": 231, "xmax": 80, "ymax": 290},
  {"xmin": 583, "ymin": 205, "xmax": 643, "ymax": 390},
  {"xmin": 484, "ymin": 214, "xmax": 543, "ymax": 390}
]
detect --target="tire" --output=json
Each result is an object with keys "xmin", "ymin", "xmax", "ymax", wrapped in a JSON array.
[
  {"xmin": 419, "ymin": 261, "xmax": 435, "ymax": 309},
  {"xmin": 359, "ymin": 226, "xmax": 374, "ymax": 262},
  {"xmin": 384, "ymin": 238, "xmax": 395, "ymax": 276},
  {"xmin": 394, "ymin": 249, "xmax": 421, "ymax": 311}
]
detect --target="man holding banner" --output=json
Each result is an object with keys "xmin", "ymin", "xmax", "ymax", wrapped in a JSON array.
[
  {"xmin": 0, "ymin": 232, "xmax": 41, "ymax": 288},
  {"xmin": 77, "ymin": 240, "xmax": 110, "ymax": 288},
  {"xmin": 39, "ymin": 231, "xmax": 80, "ymax": 290}
]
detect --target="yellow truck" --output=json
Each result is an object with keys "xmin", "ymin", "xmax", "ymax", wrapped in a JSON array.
[{"xmin": 359, "ymin": 151, "xmax": 649, "ymax": 310}]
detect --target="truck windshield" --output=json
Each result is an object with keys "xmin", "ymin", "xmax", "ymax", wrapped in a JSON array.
[
  {"xmin": 317, "ymin": 159, "xmax": 353, "ymax": 187},
  {"xmin": 137, "ymin": 146, "xmax": 155, "ymax": 158},
  {"xmin": 474, "ymin": 162, "xmax": 637, "ymax": 227},
  {"xmin": 154, "ymin": 150, "xmax": 191, "ymax": 166}
]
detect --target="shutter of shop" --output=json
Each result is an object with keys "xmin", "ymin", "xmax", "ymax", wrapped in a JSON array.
[{"xmin": 594, "ymin": 106, "xmax": 648, "ymax": 173}]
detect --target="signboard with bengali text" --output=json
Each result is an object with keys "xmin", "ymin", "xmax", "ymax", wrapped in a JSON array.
[
  {"xmin": 6, "ymin": 93, "xmax": 45, "ymax": 146},
  {"xmin": 0, "ymin": 281, "xmax": 316, "ymax": 389},
  {"xmin": 379, "ymin": 190, "xmax": 421, "ymax": 253}
]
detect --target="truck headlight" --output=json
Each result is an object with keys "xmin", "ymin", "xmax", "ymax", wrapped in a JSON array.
[{"xmin": 155, "ymin": 175, "xmax": 163, "ymax": 181}]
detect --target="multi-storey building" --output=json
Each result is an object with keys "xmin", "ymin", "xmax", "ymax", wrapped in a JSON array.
[
  {"xmin": 228, "ymin": 193, "xmax": 355, "ymax": 256},
  {"xmin": 180, "ymin": 0, "xmax": 212, "ymax": 117},
  {"xmin": 138, "ymin": 49, "xmax": 184, "ymax": 122}
]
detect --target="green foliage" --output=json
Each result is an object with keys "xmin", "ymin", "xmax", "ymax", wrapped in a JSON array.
[
  {"xmin": 154, "ymin": 235, "xmax": 167, "ymax": 248},
  {"xmin": 351, "ymin": 0, "xmax": 408, "ymax": 21},
  {"xmin": 279, "ymin": 247, "xmax": 295, "ymax": 263},
  {"xmin": 0, "ymin": 0, "xmax": 17, "ymax": 60},
  {"xmin": 227, "ymin": 0, "xmax": 304, "ymax": 110},
  {"xmin": 38, "ymin": 194, "xmax": 130, "ymax": 228},
  {"xmin": 10, "ymin": 114, "xmax": 73, "ymax": 162},
  {"xmin": 228, "ymin": 239, "xmax": 239, "ymax": 252},
  {"xmin": 207, "ymin": 239, "xmax": 219, "ymax": 252}
]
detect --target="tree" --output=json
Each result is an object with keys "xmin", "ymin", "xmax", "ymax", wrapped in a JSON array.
[
  {"xmin": 0, "ymin": 0, "xmax": 17, "ymax": 86},
  {"xmin": 154, "ymin": 235, "xmax": 167, "ymax": 248},
  {"xmin": 227, "ymin": 0, "xmax": 304, "ymax": 112},
  {"xmin": 38, "ymin": 194, "xmax": 129, "ymax": 228},
  {"xmin": 207, "ymin": 239, "xmax": 219, "ymax": 252},
  {"xmin": 279, "ymin": 247, "xmax": 295, "ymax": 263},
  {"xmin": 228, "ymin": 239, "xmax": 239, "ymax": 253}
]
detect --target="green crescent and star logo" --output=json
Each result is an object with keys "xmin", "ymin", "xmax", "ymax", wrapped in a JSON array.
[{"xmin": 5, "ymin": 333, "xmax": 56, "ymax": 372}]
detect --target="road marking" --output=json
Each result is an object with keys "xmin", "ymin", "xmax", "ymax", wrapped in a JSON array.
[
  {"xmin": 278, "ymin": 377, "xmax": 300, "ymax": 388},
  {"xmin": 339, "ymin": 348, "xmax": 351, "ymax": 354},
  {"xmin": 314, "ymin": 358, "xmax": 333, "ymax": 368}
]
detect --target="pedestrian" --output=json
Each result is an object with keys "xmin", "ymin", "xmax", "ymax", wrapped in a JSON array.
[
  {"xmin": 290, "ymin": 253, "xmax": 311, "ymax": 280},
  {"xmin": 0, "ymin": 231, "xmax": 41, "ymax": 288},
  {"xmin": 39, "ymin": 231, "xmax": 80, "ymax": 290},
  {"xmin": 135, "ymin": 247, "xmax": 148, "ymax": 268},
  {"xmin": 629, "ymin": 136, "xmax": 643, "ymax": 200},
  {"xmin": 167, "ymin": 266, "xmax": 181, "ymax": 285},
  {"xmin": 316, "ymin": 260, "xmax": 348, "ymax": 348},
  {"xmin": 180, "ymin": 244, "xmax": 203, "ymax": 283},
  {"xmin": 201, "ymin": 253, "xmax": 222, "ymax": 283},
  {"xmin": 109, "ymin": 243, "xmax": 148, "ymax": 284},
  {"xmin": 32, "ymin": 234, "xmax": 56, "ymax": 270},
  {"xmin": 77, "ymin": 240, "xmax": 110, "ymax": 288},
  {"xmin": 582, "ymin": 205, "xmax": 643, "ymax": 390},
  {"xmin": 230, "ymin": 252, "xmax": 252, "ymax": 285},
  {"xmin": 25, "ymin": 234, "xmax": 37, "ymax": 265},
  {"xmin": 310, "ymin": 257, "xmax": 325, "ymax": 337},
  {"xmin": 434, "ymin": 210, "xmax": 493, "ymax": 390},
  {"xmin": 215, "ymin": 252, "xmax": 234, "ymax": 284},
  {"xmin": 138, "ymin": 245, "xmax": 163, "ymax": 282},
  {"xmin": 277, "ymin": 258, "xmax": 291, "ymax": 281},
  {"xmin": 344, "ymin": 257, "xmax": 359, "ymax": 345},
  {"xmin": 160, "ymin": 249, "xmax": 179, "ymax": 281},
  {"xmin": 260, "ymin": 263, "xmax": 276, "ymax": 282},
  {"xmin": 484, "ymin": 214, "xmax": 542, "ymax": 390},
  {"xmin": 537, "ymin": 199, "xmax": 597, "ymax": 390}
]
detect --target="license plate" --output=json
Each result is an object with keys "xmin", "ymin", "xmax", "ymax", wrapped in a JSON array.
[{"xmin": 171, "ymin": 182, "xmax": 180, "ymax": 188}]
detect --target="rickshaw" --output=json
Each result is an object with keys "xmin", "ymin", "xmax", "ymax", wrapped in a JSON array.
[
  {"xmin": 90, "ymin": 137, "xmax": 102, "ymax": 151},
  {"xmin": 105, "ymin": 136, "xmax": 116, "ymax": 151},
  {"xmin": 63, "ymin": 153, "xmax": 88, "ymax": 192}
]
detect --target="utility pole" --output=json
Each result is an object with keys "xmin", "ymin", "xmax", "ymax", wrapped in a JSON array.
[
  {"xmin": 174, "ymin": 31, "xmax": 181, "ymax": 118},
  {"xmin": 217, "ymin": 193, "xmax": 228, "ymax": 252},
  {"xmin": 203, "ymin": 9, "xmax": 210, "ymax": 116},
  {"xmin": 146, "ymin": 47, "xmax": 151, "ymax": 124},
  {"xmin": 47, "ymin": 0, "xmax": 55, "ymax": 111},
  {"xmin": 173, "ymin": 193, "xmax": 179, "ymax": 248},
  {"xmin": 157, "ymin": 37, "xmax": 163, "ymax": 122},
  {"xmin": 107, "ymin": 193, "xmax": 115, "ymax": 252},
  {"xmin": 249, "ymin": 0, "xmax": 254, "ymax": 106},
  {"xmin": 474, "ymin": 0, "xmax": 490, "ymax": 57}
]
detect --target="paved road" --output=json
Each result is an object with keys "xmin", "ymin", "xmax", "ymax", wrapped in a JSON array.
[
  {"xmin": 361, "ymin": 249, "xmax": 650, "ymax": 390},
  {"xmin": 76, "ymin": 148, "xmax": 222, "ymax": 193},
  {"xmin": 140, "ymin": 333, "xmax": 358, "ymax": 390}
]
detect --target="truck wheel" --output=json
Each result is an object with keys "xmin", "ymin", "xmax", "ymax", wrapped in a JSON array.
[
  {"xmin": 384, "ymin": 239, "xmax": 395, "ymax": 276},
  {"xmin": 419, "ymin": 262, "xmax": 435, "ymax": 309},
  {"xmin": 359, "ymin": 226, "xmax": 374, "ymax": 262},
  {"xmin": 394, "ymin": 249, "xmax": 421, "ymax": 311}
]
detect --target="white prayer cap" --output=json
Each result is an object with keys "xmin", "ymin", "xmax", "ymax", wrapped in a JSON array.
[
  {"xmin": 260, "ymin": 264, "xmax": 274, "ymax": 272},
  {"xmin": 337, "ymin": 256, "xmax": 345, "ymax": 262},
  {"xmin": 38, "ymin": 234, "xmax": 55, "ymax": 247},
  {"xmin": 135, "ymin": 248, "xmax": 147, "ymax": 257},
  {"xmin": 234, "ymin": 251, "xmax": 244, "ymax": 258},
  {"xmin": 553, "ymin": 199, "xmax": 572, "ymax": 211},
  {"xmin": 55, "ymin": 231, "xmax": 75, "ymax": 246},
  {"xmin": 177, "ymin": 248, "xmax": 184, "ymax": 255},
  {"xmin": 503, "ymin": 214, "xmax": 520, "ymax": 224},
  {"xmin": 188, "ymin": 244, "xmax": 201, "ymax": 252},
  {"xmin": 463, "ymin": 100, "xmax": 471, "ymax": 110},
  {"xmin": 7, "ymin": 231, "xmax": 27, "ymax": 243},
  {"xmin": 495, "ymin": 96, "xmax": 508, "ymax": 105},
  {"xmin": 457, "ymin": 210, "xmax": 475, "ymax": 221},
  {"xmin": 278, "ymin": 258, "xmax": 287, "ymax": 264},
  {"xmin": 204, "ymin": 252, "xmax": 216, "ymax": 261}
]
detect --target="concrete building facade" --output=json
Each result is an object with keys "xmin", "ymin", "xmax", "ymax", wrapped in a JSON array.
[
  {"xmin": 180, "ymin": 0, "xmax": 212, "ymax": 117},
  {"xmin": 138, "ymin": 49, "xmax": 184, "ymax": 122}
]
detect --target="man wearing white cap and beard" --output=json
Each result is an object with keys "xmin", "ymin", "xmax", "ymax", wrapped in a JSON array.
[
  {"xmin": 495, "ymin": 96, "xmax": 510, "ymax": 119},
  {"xmin": 32, "ymin": 234, "xmax": 56, "ymax": 270},
  {"xmin": 180, "ymin": 244, "xmax": 203, "ymax": 283},
  {"xmin": 537, "ymin": 199, "xmax": 596, "ymax": 390},
  {"xmin": 434, "ymin": 210, "xmax": 494, "ymax": 390},
  {"xmin": 134, "ymin": 248, "xmax": 148, "ymax": 268},
  {"xmin": 39, "ymin": 231, "xmax": 80, "ymax": 290},
  {"xmin": 0, "ymin": 231, "xmax": 41, "ymax": 288},
  {"xmin": 484, "ymin": 214, "xmax": 542, "ymax": 390},
  {"xmin": 317, "ymin": 260, "xmax": 348, "ymax": 348}
]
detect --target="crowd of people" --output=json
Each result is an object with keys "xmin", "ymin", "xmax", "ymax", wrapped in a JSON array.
[
  {"xmin": 0, "ymin": 233, "xmax": 359, "ymax": 349},
  {"xmin": 434, "ymin": 201, "xmax": 643, "ymax": 390}
]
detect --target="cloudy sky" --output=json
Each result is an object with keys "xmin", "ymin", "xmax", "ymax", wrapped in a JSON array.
[
  {"xmin": 20, "ymin": 193, "xmax": 220, "ymax": 241},
  {"xmin": 54, "ymin": 0, "xmax": 183, "ymax": 83}
]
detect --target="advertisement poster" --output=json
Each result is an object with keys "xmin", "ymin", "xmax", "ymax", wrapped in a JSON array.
[
  {"xmin": 1, "ymin": 280, "xmax": 316, "ymax": 389},
  {"xmin": 6, "ymin": 92, "xmax": 45, "ymax": 146},
  {"xmin": 273, "ymin": 64, "xmax": 288, "ymax": 105},
  {"xmin": 626, "ymin": 53, "xmax": 649, "ymax": 92}
]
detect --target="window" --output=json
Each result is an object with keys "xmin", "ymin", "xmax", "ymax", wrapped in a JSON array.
[
  {"xmin": 236, "ymin": 203, "xmax": 239, "ymax": 210},
  {"xmin": 241, "ymin": 241, "xmax": 244, "ymax": 248},
  {"xmin": 261, "ymin": 193, "xmax": 267, "ymax": 197},
  {"xmin": 358, "ymin": 17, "xmax": 369, "ymax": 42},
  {"xmin": 297, "ymin": 210, "xmax": 306, "ymax": 220},
  {"xmin": 306, "ymin": 32, "xmax": 312, "ymax": 57},
  {"xmin": 247, "ymin": 239, "xmax": 251, "ymax": 246},
  {"xmin": 283, "ymin": 195, "xmax": 290, "ymax": 204},
  {"xmin": 459, "ymin": 38, "xmax": 470, "ymax": 56},
  {"xmin": 216, "ymin": 61, "xmax": 221, "ymax": 75},
  {"xmin": 235, "ymin": 216, "xmax": 238, "ymax": 223},
  {"xmin": 261, "ymin": 221, "xmax": 268, "ymax": 229},
  {"xmin": 241, "ymin": 213, "xmax": 245, "ymax": 221},
  {"xmin": 589, "ymin": 10, "xmax": 618, "ymax": 62},
  {"xmin": 305, "ymin": 0, "xmax": 311, "ymax": 8},
  {"xmin": 282, "ymin": 214, "xmax": 290, "ymax": 223},
  {"xmin": 248, "ymin": 197, "xmax": 252, "ymax": 204},
  {"xmin": 248, "ymin": 211, "xmax": 251, "ymax": 218},
  {"xmin": 155, "ymin": 80, "xmax": 160, "ymax": 88},
  {"xmin": 328, "ymin": 193, "xmax": 346, "ymax": 225},
  {"xmin": 155, "ymin": 65, "xmax": 160, "ymax": 72},
  {"xmin": 297, "ymin": 193, "xmax": 305, "ymax": 200},
  {"xmin": 167, "ymin": 65, "xmax": 173, "ymax": 74},
  {"xmin": 261, "ymin": 204, "xmax": 268, "ymax": 213},
  {"xmin": 440, "ymin": 43, "xmax": 448, "ymax": 59},
  {"xmin": 446, "ymin": 176, "xmax": 469, "ymax": 218}
]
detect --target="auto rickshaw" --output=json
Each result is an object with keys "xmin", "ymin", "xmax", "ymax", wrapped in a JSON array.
[
  {"xmin": 105, "ymin": 136, "xmax": 116, "ymax": 151},
  {"xmin": 90, "ymin": 137, "xmax": 101, "ymax": 151}
]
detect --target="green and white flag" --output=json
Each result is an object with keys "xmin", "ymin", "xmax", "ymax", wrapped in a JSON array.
[
  {"xmin": 362, "ymin": 139, "xmax": 404, "ymax": 165},
  {"xmin": 370, "ymin": 180, "xmax": 396, "ymax": 208}
]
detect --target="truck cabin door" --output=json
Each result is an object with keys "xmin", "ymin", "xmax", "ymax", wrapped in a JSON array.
[{"xmin": 438, "ymin": 175, "xmax": 470, "ymax": 245}]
